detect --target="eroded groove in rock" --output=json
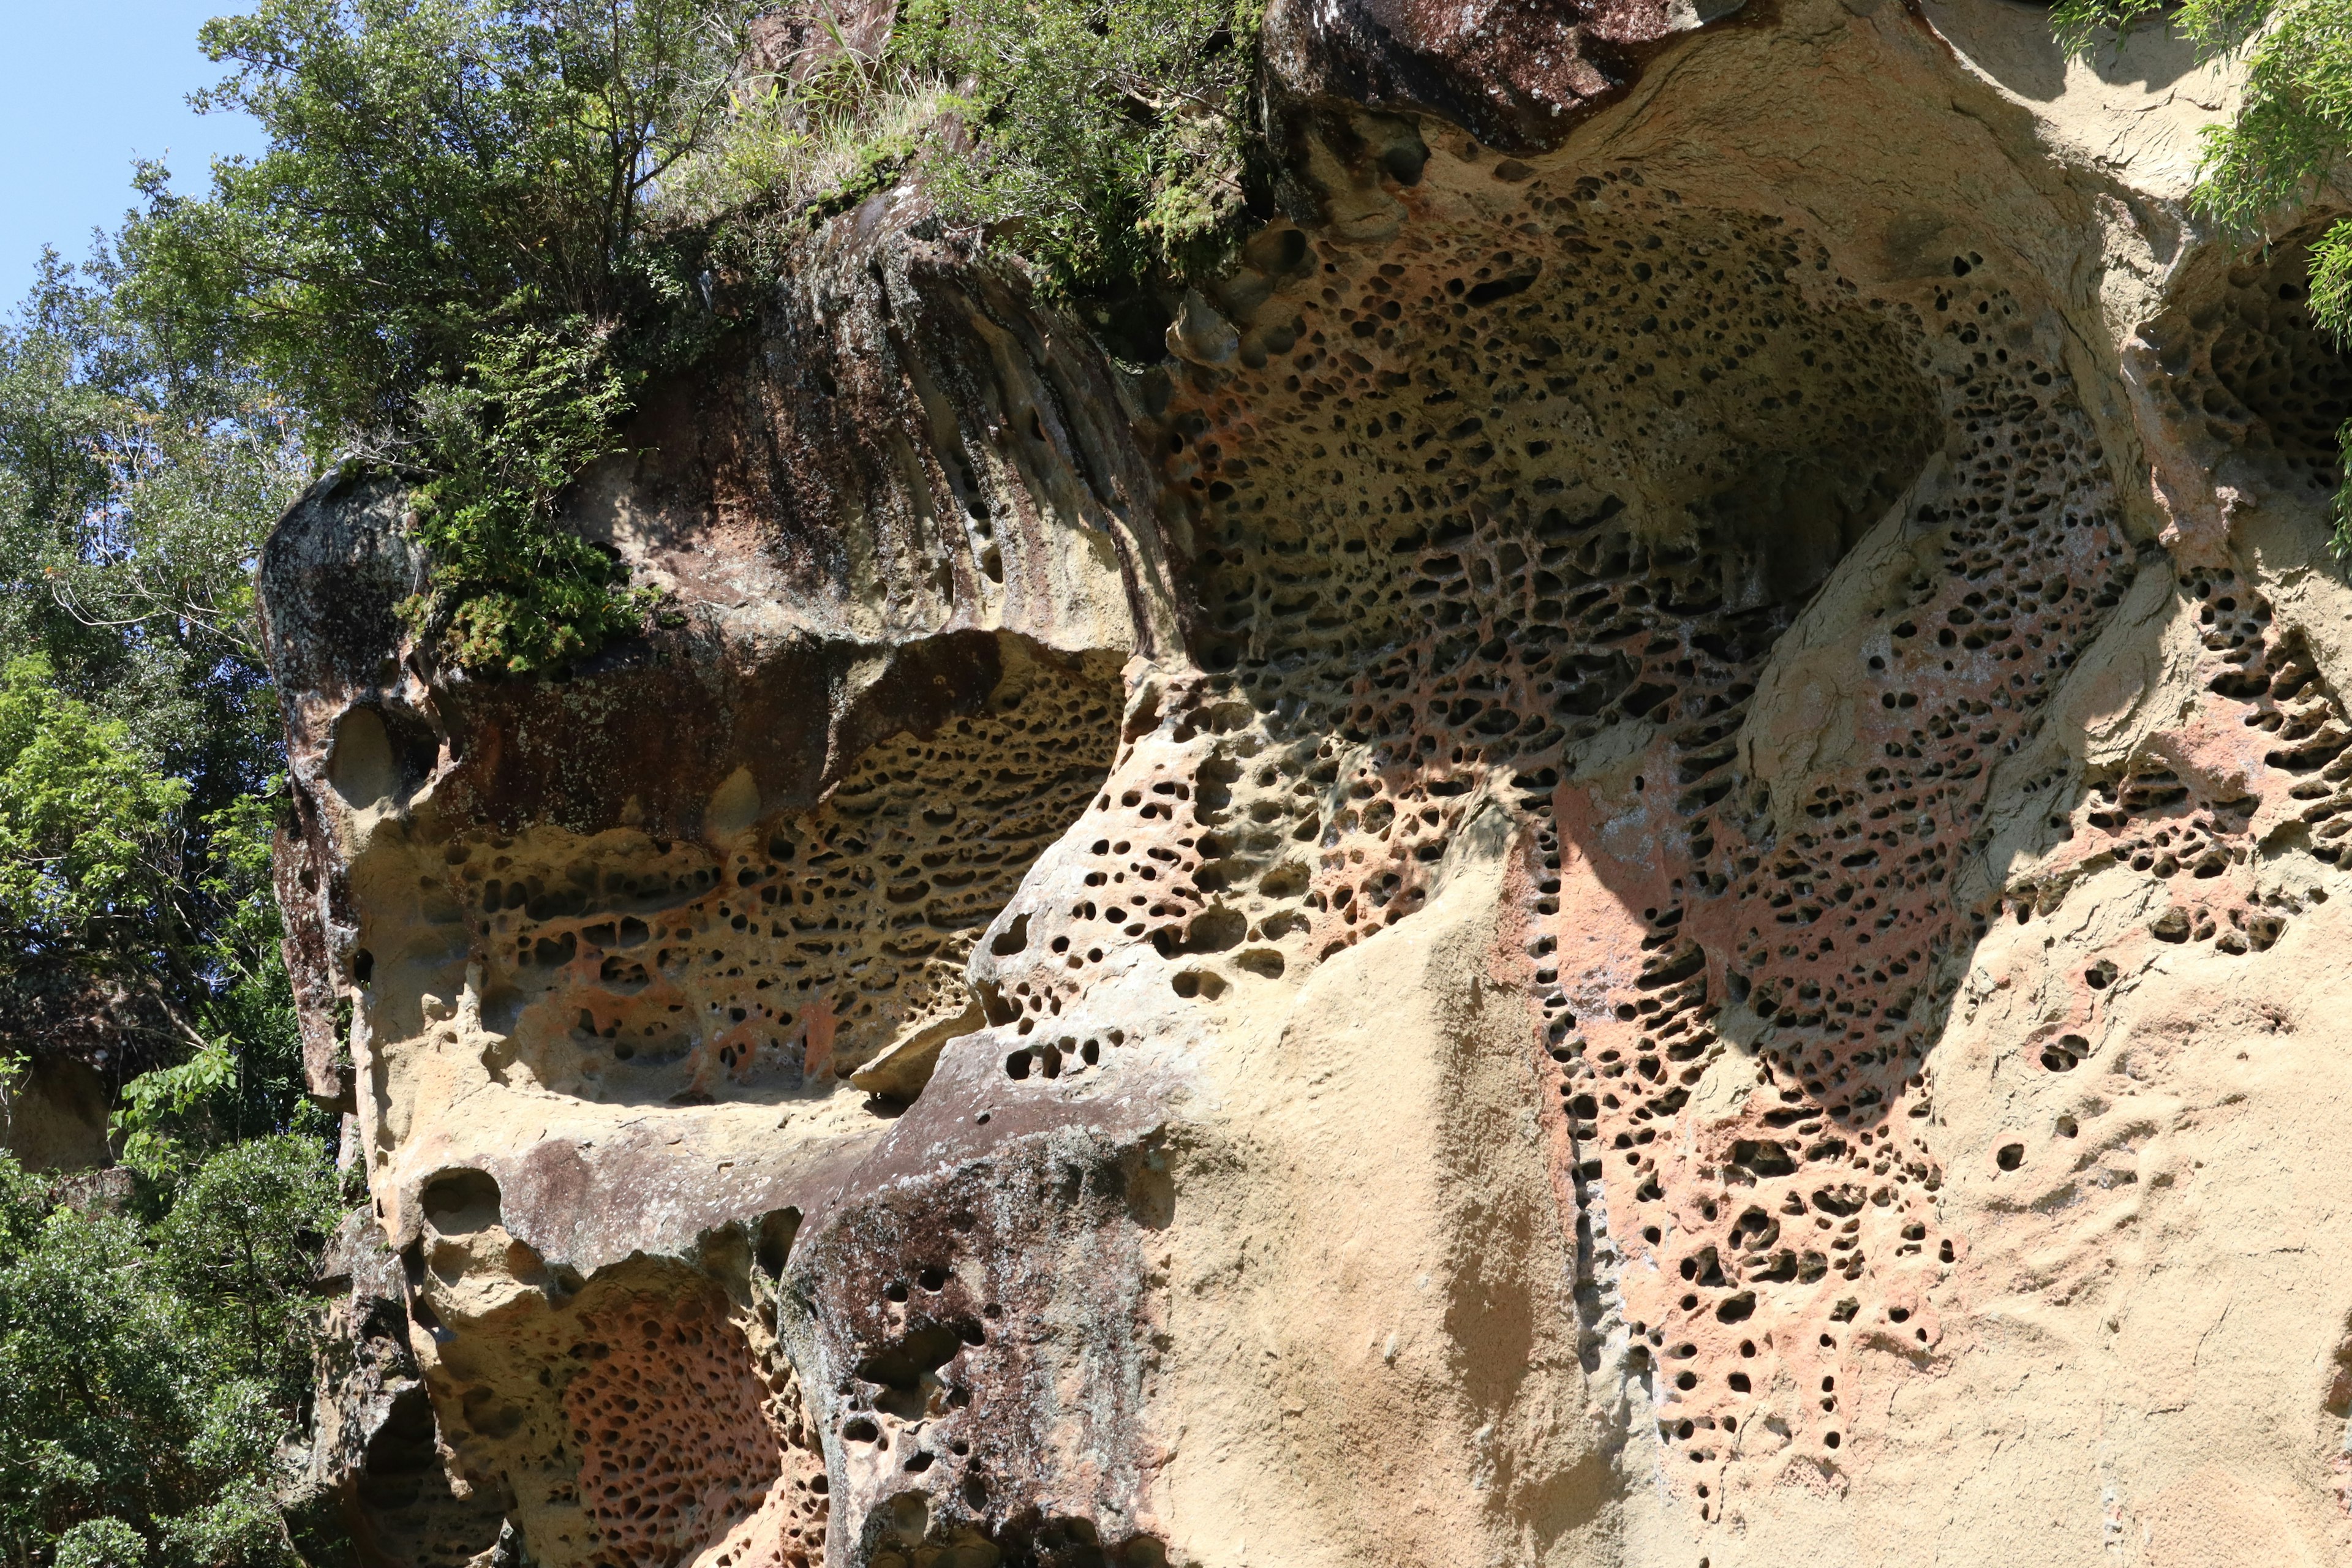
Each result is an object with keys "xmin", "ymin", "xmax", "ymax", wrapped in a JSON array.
[{"xmin": 1587, "ymin": 270, "xmax": 2132, "ymax": 1491}]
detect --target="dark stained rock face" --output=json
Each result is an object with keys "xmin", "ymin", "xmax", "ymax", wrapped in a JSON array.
[
  {"xmin": 265, "ymin": 4, "xmax": 2352, "ymax": 1565},
  {"xmin": 1261, "ymin": 0, "xmax": 1736, "ymax": 154}
]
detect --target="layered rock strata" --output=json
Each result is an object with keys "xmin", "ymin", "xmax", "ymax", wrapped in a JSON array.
[{"xmin": 265, "ymin": 2, "xmax": 2352, "ymax": 1564}]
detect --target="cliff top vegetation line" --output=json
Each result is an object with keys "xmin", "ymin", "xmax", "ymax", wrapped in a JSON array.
[{"xmin": 129, "ymin": 0, "xmax": 1264, "ymax": 678}]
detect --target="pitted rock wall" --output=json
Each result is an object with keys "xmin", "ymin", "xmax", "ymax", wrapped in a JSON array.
[{"xmin": 265, "ymin": 2, "xmax": 2352, "ymax": 1566}]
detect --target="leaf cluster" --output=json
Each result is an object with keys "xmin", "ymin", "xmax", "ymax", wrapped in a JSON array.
[
  {"xmin": 894, "ymin": 0, "xmax": 1267, "ymax": 292},
  {"xmin": 0, "ymin": 1139, "xmax": 341, "ymax": 1568},
  {"xmin": 666, "ymin": 0, "xmax": 1269, "ymax": 298},
  {"xmin": 126, "ymin": 0, "xmax": 755, "ymax": 676}
]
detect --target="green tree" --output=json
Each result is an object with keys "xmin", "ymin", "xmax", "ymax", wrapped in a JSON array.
[
  {"xmin": 155, "ymin": 1138, "xmax": 339, "ymax": 1401},
  {"xmin": 0, "ymin": 255, "xmax": 306, "ymax": 1126},
  {"xmin": 0, "ymin": 1142, "xmax": 337, "ymax": 1568},
  {"xmin": 2055, "ymin": 0, "xmax": 2352, "ymax": 538},
  {"xmin": 124, "ymin": 0, "xmax": 754, "ymax": 674},
  {"xmin": 0, "ymin": 657, "xmax": 194, "ymax": 1067}
]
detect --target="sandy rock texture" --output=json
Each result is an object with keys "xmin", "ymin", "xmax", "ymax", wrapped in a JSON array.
[{"xmin": 259, "ymin": 1, "xmax": 2352, "ymax": 1564}]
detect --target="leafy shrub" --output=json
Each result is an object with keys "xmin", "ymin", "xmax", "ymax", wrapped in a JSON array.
[
  {"xmin": 894, "ymin": 0, "xmax": 1266, "ymax": 292},
  {"xmin": 0, "ymin": 657, "xmax": 191, "ymax": 952},
  {"xmin": 401, "ymin": 322, "xmax": 649, "ymax": 676},
  {"xmin": 667, "ymin": 0, "xmax": 1267, "ymax": 295},
  {"xmin": 53, "ymin": 1518, "xmax": 146, "ymax": 1568},
  {"xmin": 654, "ymin": 18, "xmax": 956, "ymax": 228}
]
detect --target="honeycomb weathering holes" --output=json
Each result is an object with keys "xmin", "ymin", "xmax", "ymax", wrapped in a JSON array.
[
  {"xmin": 565, "ymin": 1286, "xmax": 828, "ymax": 1568},
  {"xmin": 2152, "ymin": 225, "xmax": 2352, "ymax": 497},
  {"xmin": 422, "ymin": 646, "xmax": 1121, "ymax": 1105},
  {"xmin": 968, "ymin": 169, "xmax": 2141, "ymax": 1499}
]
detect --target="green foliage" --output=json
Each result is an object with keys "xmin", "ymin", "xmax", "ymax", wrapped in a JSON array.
[
  {"xmin": 125, "ymin": 0, "xmax": 753, "ymax": 675},
  {"xmin": 0, "ymin": 657, "xmax": 191, "ymax": 962},
  {"xmin": 666, "ymin": 0, "xmax": 1268, "ymax": 296},
  {"xmin": 0, "ymin": 253, "xmax": 293, "ymax": 759},
  {"xmin": 653, "ymin": 32, "xmax": 953, "ymax": 230},
  {"xmin": 53, "ymin": 1519, "xmax": 146, "ymax": 1568},
  {"xmin": 0, "ymin": 1142, "xmax": 337, "ymax": 1568},
  {"xmin": 154, "ymin": 1139, "xmax": 341, "ymax": 1400},
  {"xmin": 124, "ymin": 0, "xmax": 1268, "ymax": 668},
  {"xmin": 402, "ymin": 321, "xmax": 648, "ymax": 675},
  {"xmin": 133, "ymin": 0, "xmax": 737, "ymax": 442},
  {"xmin": 2054, "ymin": 0, "xmax": 2352, "ymax": 543},
  {"xmin": 894, "ymin": 0, "xmax": 1266, "ymax": 292},
  {"xmin": 111, "ymin": 1042, "xmax": 236, "ymax": 1177},
  {"xmin": 0, "ymin": 217, "xmax": 329, "ymax": 1568},
  {"xmin": 0, "ymin": 241, "xmax": 304, "ymax": 1093}
]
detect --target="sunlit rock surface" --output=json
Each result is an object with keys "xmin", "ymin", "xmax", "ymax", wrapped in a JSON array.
[{"xmin": 263, "ymin": 3, "xmax": 2352, "ymax": 1563}]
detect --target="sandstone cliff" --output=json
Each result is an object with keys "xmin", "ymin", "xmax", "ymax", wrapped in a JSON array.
[{"xmin": 260, "ymin": 2, "xmax": 2352, "ymax": 1564}]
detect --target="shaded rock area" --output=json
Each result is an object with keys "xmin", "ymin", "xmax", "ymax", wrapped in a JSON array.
[
  {"xmin": 262, "ymin": 1, "xmax": 2352, "ymax": 1564},
  {"xmin": 279, "ymin": 1213, "xmax": 510, "ymax": 1568}
]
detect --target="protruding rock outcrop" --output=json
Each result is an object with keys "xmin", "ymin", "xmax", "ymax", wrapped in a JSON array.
[{"xmin": 265, "ymin": 2, "xmax": 2352, "ymax": 1564}]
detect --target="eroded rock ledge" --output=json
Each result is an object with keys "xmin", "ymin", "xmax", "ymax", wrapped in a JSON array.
[{"xmin": 264, "ymin": 2, "xmax": 2352, "ymax": 1565}]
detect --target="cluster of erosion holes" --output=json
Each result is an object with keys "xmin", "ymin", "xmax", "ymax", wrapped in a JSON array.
[
  {"xmin": 2009, "ymin": 559, "xmax": 2352, "ymax": 1039},
  {"xmin": 2007, "ymin": 227, "xmax": 2352, "ymax": 959},
  {"xmin": 2145, "ymin": 225, "xmax": 2352, "ymax": 499},
  {"xmin": 564, "ymin": 1282, "xmax": 830, "ymax": 1568},
  {"xmin": 973, "ymin": 162, "xmax": 2152, "ymax": 1491},
  {"xmin": 807, "ymin": 1150, "xmax": 1173, "ymax": 1568},
  {"xmin": 409, "ymin": 652, "xmax": 1118, "ymax": 1103},
  {"xmin": 1965, "ymin": 240, "xmax": 2352, "ymax": 1204}
]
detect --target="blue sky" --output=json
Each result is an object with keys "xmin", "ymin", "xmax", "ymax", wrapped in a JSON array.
[{"xmin": 0, "ymin": 2, "xmax": 265, "ymax": 292}]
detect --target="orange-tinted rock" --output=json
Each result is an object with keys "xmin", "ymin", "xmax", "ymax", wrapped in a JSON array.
[{"xmin": 266, "ymin": 5, "xmax": 2352, "ymax": 1565}]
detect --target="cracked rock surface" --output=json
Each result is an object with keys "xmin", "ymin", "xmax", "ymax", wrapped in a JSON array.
[{"xmin": 263, "ymin": 2, "xmax": 2352, "ymax": 1563}]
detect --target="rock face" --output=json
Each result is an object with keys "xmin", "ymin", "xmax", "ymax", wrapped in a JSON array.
[{"xmin": 261, "ymin": 2, "xmax": 2352, "ymax": 1564}]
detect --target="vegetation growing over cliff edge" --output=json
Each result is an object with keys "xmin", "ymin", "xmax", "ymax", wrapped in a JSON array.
[
  {"xmin": 0, "ymin": 7, "xmax": 1270, "ymax": 1562},
  {"xmin": 2056, "ymin": 0, "xmax": 2352, "ymax": 543},
  {"xmin": 129, "ymin": 0, "xmax": 1267, "ymax": 678}
]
